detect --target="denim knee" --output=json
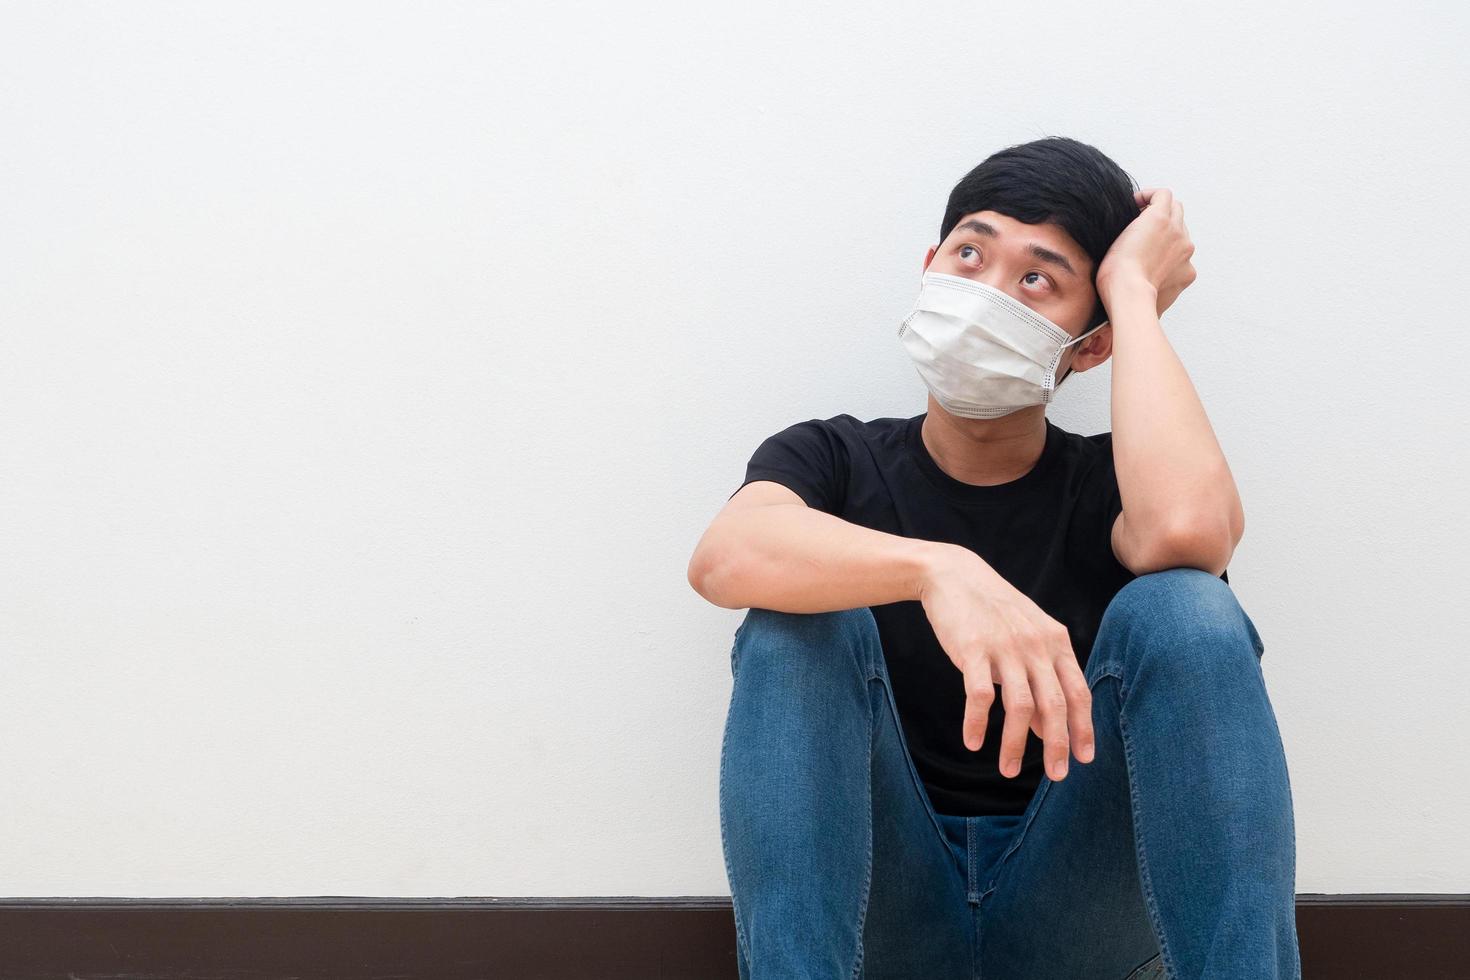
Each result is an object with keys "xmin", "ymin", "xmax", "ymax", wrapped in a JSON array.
[
  {"xmin": 732, "ymin": 605, "xmax": 884, "ymax": 681},
  {"xmin": 1097, "ymin": 567, "xmax": 1265, "ymax": 679}
]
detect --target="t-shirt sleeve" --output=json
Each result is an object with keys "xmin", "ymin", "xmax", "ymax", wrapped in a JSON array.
[
  {"xmin": 730, "ymin": 417, "xmax": 849, "ymax": 515},
  {"xmin": 1071, "ymin": 432, "xmax": 1230, "ymax": 585}
]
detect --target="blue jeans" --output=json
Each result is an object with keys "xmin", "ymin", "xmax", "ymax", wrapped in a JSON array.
[{"xmin": 719, "ymin": 567, "xmax": 1300, "ymax": 979}]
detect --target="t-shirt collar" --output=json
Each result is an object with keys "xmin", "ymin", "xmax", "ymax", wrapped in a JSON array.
[{"xmin": 905, "ymin": 412, "xmax": 1062, "ymax": 503}]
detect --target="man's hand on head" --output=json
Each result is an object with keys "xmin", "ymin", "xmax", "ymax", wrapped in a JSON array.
[{"xmin": 1095, "ymin": 186, "xmax": 1197, "ymax": 318}]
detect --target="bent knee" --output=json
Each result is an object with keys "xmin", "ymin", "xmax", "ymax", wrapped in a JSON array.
[
  {"xmin": 1100, "ymin": 568, "xmax": 1261, "ymax": 666},
  {"xmin": 737, "ymin": 605, "xmax": 879, "ymax": 647},
  {"xmin": 733, "ymin": 605, "xmax": 882, "ymax": 677}
]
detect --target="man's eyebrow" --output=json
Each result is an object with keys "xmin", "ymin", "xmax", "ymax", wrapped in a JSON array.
[{"xmin": 955, "ymin": 219, "xmax": 1079, "ymax": 278}]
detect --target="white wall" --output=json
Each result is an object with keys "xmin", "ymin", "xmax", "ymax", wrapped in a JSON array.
[{"xmin": 1, "ymin": 0, "xmax": 1465, "ymax": 897}]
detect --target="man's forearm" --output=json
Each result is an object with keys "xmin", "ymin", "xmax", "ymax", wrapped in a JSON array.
[
  {"xmin": 692, "ymin": 505, "xmax": 978, "ymax": 613},
  {"xmin": 1103, "ymin": 278, "xmax": 1245, "ymax": 553}
]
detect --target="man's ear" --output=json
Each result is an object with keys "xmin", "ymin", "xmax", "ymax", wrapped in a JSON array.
[
  {"xmin": 923, "ymin": 244, "xmax": 937, "ymax": 273},
  {"xmin": 1066, "ymin": 323, "xmax": 1113, "ymax": 375}
]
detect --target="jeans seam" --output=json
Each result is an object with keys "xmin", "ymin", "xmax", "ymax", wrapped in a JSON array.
[
  {"xmin": 864, "ymin": 613, "xmax": 960, "ymax": 894},
  {"xmin": 1122, "ymin": 951, "xmax": 1165, "ymax": 979},
  {"xmin": 719, "ymin": 631, "xmax": 751, "ymax": 968},
  {"xmin": 848, "ymin": 677, "xmax": 880, "ymax": 980},
  {"xmin": 976, "ymin": 778, "xmax": 1053, "ymax": 907},
  {"xmin": 1112, "ymin": 671, "xmax": 1180, "ymax": 980},
  {"xmin": 967, "ymin": 817, "xmax": 979, "ymax": 903},
  {"xmin": 974, "ymin": 653, "xmax": 1125, "ymax": 912}
]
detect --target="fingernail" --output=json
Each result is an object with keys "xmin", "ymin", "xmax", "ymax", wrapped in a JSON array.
[
  {"xmin": 1007, "ymin": 758, "xmax": 1021, "ymax": 777},
  {"xmin": 1050, "ymin": 759, "xmax": 1067, "ymax": 780},
  {"xmin": 1080, "ymin": 742, "xmax": 1095, "ymax": 763}
]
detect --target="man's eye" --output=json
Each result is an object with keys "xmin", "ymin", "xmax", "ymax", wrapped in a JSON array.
[
  {"xmin": 1022, "ymin": 271, "xmax": 1050, "ymax": 288},
  {"xmin": 958, "ymin": 244, "xmax": 980, "ymax": 262}
]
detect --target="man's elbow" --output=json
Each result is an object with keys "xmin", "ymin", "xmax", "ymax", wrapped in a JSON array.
[
  {"xmin": 687, "ymin": 545, "xmax": 716, "ymax": 597},
  {"xmin": 687, "ymin": 544, "xmax": 743, "ymax": 608},
  {"xmin": 1147, "ymin": 513, "xmax": 1237, "ymax": 577}
]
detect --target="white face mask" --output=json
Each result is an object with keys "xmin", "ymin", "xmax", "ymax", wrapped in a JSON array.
[{"xmin": 897, "ymin": 271, "xmax": 1108, "ymax": 419}]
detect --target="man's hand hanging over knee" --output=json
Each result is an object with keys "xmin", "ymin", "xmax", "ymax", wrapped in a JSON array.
[{"xmin": 919, "ymin": 544, "xmax": 1095, "ymax": 782}]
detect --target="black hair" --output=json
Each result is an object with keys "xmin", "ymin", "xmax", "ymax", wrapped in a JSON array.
[{"xmin": 939, "ymin": 136, "xmax": 1140, "ymax": 336}]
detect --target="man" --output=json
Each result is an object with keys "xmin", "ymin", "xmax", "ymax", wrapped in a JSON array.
[{"xmin": 686, "ymin": 137, "xmax": 1300, "ymax": 979}]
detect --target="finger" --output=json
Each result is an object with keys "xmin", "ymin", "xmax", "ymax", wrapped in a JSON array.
[
  {"xmin": 1146, "ymin": 188, "xmax": 1173, "ymax": 217},
  {"xmin": 1027, "ymin": 657, "xmax": 1072, "ymax": 781},
  {"xmin": 996, "ymin": 659, "xmax": 1035, "ymax": 778},
  {"xmin": 961, "ymin": 655, "xmax": 995, "ymax": 752},
  {"xmin": 1136, "ymin": 186, "xmax": 1171, "ymax": 210},
  {"xmin": 1054, "ymin": 653, "xmax": 1095, "ymax": 764}
]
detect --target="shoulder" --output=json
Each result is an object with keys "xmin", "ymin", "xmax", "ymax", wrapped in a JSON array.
[
  {"xmin": 1049, "ymin": 419, "xmax": 1113, "ymax": 453},
  {"xmin": 1045, "ymin": 420, "xmax": 1117, "ymax": 483},
  {"xmin": 813, "ymin": 412, "xmax": 901, "ymax": 432},
  {"xmin": 767, "ymin": 412, "xmax": 906, "ymax": 444}
]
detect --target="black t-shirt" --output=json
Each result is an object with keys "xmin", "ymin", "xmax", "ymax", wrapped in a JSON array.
[{"xmin": 731, "ymin": 412, "xmax": 1228, "ymax": 817}]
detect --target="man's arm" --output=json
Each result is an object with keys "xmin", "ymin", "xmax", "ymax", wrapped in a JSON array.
[
  {"xmin": 688, "ymin": 479, "xmax": 1099, "ymax": 778},
  {"xmin": 1099, "ymin": 191, "xmax": 1244, "ymax": 576},
  {"xmin": 687, "ymin": 480, "xmax": 958, "ymax": 612},
  {"xmin": 1104, "ymin": 279, "xmax": 1244, "ymax": 576}
]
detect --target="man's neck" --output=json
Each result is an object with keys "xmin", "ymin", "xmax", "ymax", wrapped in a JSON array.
[{"xmin": 919, "ymin": 399, "xmax": 1049, "ymax": 487}]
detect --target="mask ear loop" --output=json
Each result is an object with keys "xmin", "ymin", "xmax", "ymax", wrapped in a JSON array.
[
  {"xmin": 1064, "ymin": 320, "xmax": 1110, "ymax": 348},
  {"xmin": 1049, "ymin": 320, "xmax": 1111, "ymax": 395}
]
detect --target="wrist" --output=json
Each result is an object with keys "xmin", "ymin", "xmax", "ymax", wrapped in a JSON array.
[
  {"xmin": 1097, "ymin": 273, "xmax": 1157, "ymax": 308},
  {"xmin": 914, "ymin": 541, "xmax": 983, "ymax": 601}
]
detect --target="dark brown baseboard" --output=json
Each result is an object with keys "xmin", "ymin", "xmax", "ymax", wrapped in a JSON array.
[{"xmin": 0, "ymin": 895, "xmax": 1463, "ymax": 979}]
